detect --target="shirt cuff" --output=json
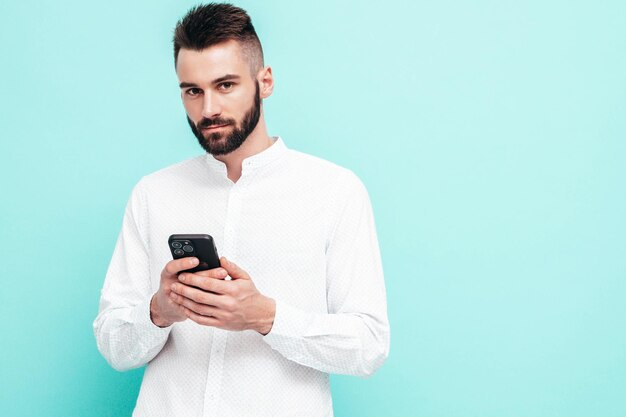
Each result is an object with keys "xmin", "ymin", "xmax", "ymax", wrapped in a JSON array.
[
  {"xmin": 262, "ymin": 300, "xmax": 313, "ymax": 352},
  {"xmin": 130, "ymin": 295, "xmax": 173, "ymax": 344}
]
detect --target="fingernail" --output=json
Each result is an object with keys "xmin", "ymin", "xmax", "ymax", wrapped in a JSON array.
[
  {"xmin": 179, "ymin": 274, "xmax": 186, "ymax": 282},
  {"xmin": 189, "ymin": 257, "xmax": 198, "ymax": 265}
]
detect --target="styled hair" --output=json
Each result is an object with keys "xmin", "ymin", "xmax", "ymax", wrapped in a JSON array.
[{"xmin": 173, "ymin": 3, "xmax": 264, "ymax": 74}]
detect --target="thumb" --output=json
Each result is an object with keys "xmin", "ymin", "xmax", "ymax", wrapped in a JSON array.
[{"xmin": 221, "ymin": 257, "xmax": 251, "ymax": 280}]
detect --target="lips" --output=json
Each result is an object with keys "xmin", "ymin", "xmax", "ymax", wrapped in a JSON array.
[{"xmin": 201, "ymin": 124, "xmax": 229, "ymax": 130}]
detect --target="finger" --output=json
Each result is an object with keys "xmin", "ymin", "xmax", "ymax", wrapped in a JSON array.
[
  {"xmin": 180, "ymin": 305, "xmax": 222, "ymax": 327},
  {"xmin": 169, "ymin": 291, "xmax": 221, "ymax": 318},
  {"xmin": 163, "ymin": 257, "xmax": 199, "ymax": 278},
  {"xmin": 179, "ymin": 272, "xmax": 231, "ymax": 295},
  {"xmin": 191, "ymin": 267, "xmax": 228, "ymax": 280},
  {"xmin": 220, "ymin": 257, "xmax": 250, "ymax": 280},
  {"xmin": 170, "ymin": 282, "xmax": 226, "ymax": 308}
]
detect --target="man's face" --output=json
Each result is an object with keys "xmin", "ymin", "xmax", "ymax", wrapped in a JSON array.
[{"xmin": 176, "ymin": 40, "xmax": 261, "ymax": 156}]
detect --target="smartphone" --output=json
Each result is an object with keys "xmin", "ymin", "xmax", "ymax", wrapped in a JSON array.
[{"xmin": 168, "ymin": 234, "xmax": 220, "ymax": 273}]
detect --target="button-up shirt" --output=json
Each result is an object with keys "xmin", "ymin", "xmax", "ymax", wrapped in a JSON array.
[{"xmin": 93, "ymin": 137, "xmax": 390, "ymax": 417}]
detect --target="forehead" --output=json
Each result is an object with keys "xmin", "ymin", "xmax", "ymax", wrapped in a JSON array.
[{"xmin": 176, "ymin": 40, "xmax": 248, "ymax": 83}]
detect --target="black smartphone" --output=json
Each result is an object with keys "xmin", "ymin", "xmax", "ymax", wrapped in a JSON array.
[{"xmin": 168, "ymin": 234, "xmax": 221, "ymax": 273}]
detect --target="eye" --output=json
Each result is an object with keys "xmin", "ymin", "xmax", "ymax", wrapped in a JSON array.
[
  {"xmin": 185, "ymin": 88, "xmax": 202, "ymax": 97},
  {"xmin": 218, "ymin": 82, "xmax": 234, "ymax": 91}
]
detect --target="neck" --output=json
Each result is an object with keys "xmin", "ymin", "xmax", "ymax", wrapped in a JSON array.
[{"xmin": 214, "ymin": 114, "xmax": 272, "ymax": 182}]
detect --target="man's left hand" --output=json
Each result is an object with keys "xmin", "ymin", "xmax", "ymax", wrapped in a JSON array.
[{"xmin": 168, "ymin": 257, "xmax": 276, "ymax": 335}]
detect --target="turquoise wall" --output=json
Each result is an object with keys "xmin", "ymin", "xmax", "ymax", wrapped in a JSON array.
[{"xmin": 1, "ymin": 1, "xmax": 625, "ymax": 415}]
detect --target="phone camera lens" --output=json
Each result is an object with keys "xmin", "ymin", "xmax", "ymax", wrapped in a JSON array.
[
  {"xmin": 172, "ymin": 242, "xmax": 182, "ymax": 249},
  {"xmin": 174, "ymin": 249, "xmax": 184, "ymax": 256},
  {"xmin": 183, "ymin": 245, "xmax": 194, "ymax": 252}
]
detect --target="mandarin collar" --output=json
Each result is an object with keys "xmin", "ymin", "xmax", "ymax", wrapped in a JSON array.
[{"xmin": 204, "ymin": 136, "xmax": 287, "ymax": 175}]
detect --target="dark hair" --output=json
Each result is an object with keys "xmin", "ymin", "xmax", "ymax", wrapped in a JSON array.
[{"xmin": 173, "ymin": 3, "xmax": 264, "ymax": 74}]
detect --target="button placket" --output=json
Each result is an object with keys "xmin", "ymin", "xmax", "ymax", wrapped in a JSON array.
[
  {"xmin": 202, "ymin": 181, "xmax": 244, "ymax": 416},
  {"xmin": 202, "ymin": 329, "xmax": 228, "ymax": 416}
]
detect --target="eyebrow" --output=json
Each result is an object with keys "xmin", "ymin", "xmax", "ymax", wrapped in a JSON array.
[{"xmin": 179, "ymin": 74, "xmax": 241, "ymax": 89}]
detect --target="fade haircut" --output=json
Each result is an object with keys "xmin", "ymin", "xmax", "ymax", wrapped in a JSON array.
[{"xmin": 173, "ymin": 3, "xmax": 264, "ymax": 76}]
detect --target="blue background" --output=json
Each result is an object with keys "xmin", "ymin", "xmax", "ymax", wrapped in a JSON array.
[{"xmin": 1, "ymin": 1, "xmax": 625, "ymax": 416}]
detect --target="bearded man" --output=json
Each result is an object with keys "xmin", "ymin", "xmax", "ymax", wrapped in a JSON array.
[{"xmin": 94, "ymin": 4, "xmax": 389, "ymax": 416}]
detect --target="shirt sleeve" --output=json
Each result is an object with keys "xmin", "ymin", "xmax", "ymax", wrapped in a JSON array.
[
  {"xmin": 263, "ymin": 171, "xmax": 390, "ymax": 377},
  {"xmin": 93, "ymin": 180, "xmax": 171, "ymax": 371}
]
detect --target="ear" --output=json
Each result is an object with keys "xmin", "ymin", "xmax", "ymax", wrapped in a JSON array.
[{"xmin": 257, "ymin": 66, "xmax": 274, "ymax": 99}]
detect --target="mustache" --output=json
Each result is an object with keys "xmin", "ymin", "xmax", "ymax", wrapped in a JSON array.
[{"xmin": 197, "ymin": 117, "xmax": 235, "ymax": 129}]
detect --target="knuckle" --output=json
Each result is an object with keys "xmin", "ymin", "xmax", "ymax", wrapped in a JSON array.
[
  {"xmin": 185, "ymin": 274, "xmax": 196, "ymax": 285},
  {"xmin": 166, "ymin": 259, "xmax": 185, "ymax": 274}
]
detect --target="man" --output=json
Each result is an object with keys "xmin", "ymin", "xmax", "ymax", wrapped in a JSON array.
[{"xmin": 94, "ymin": 4, "xmax": 389, "ymax": 416}]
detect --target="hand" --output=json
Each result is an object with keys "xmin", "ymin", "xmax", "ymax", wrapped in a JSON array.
[
  {"xmin": 150, "ymin": 257, "xmax": 201, "ymax": 327},
  {"xmin": 169, "ymin": 257, "xmax": 276, "ymax": 335}
]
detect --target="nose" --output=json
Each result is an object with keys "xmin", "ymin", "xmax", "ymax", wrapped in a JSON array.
[{"xmin": 201, "ymin": 93, "xmax": 222, "ymax": 119}]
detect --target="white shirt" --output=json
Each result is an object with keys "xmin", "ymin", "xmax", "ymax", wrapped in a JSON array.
[{"xmin": 93, "ymin": 137, "xmax": 390, "ymax": 417}]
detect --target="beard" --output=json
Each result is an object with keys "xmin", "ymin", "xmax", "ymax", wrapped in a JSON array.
[{"xmin": 187, "ymin": 83, "xmax": 261, "ymax": 156}]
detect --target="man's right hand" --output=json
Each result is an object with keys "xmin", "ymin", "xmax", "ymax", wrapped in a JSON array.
[{"xmin": 150, "ymin": 257, "xmax": 200, "ymax": 327}]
